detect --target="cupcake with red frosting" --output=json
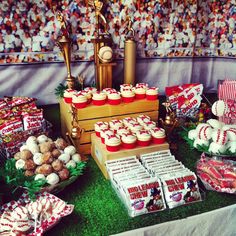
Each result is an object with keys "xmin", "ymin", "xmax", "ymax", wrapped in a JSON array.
[
  {"xmin": 107, "ymin": 91, "xmax": 121, "ymax": 105},
  {"xmin": 136, "ymin": 130, "xmax": 152, "ymax": 146},
  {"xmin": 120, "ymin": 84, "xmax": 133, "ymax": 92},
  {"xmin": 84, "ymin": 87, "xmax": 97, "ymax": 94},
  {"xmin": 146, "ymin": 87, "xmax": 158, "ymax": 100},
  {"xmin": 92, "ymin": 92, "xmax": 107, "ymax": 106},
  {"xmin": 100, "ymin": 128, "xmax": 114, "ymax": 144},
  {"xmin": 105, "ymin": 134, "xmax": 121, "ymax": 152},
  {"xmin": 63, "ymin": 89, "xmax": 76, "ymax": 104},
  {"xmin": 134, "ymin": 86, "xmax": 146, "ymax": 99},
  {"xmin": 150, "ymin": 127, "xmax": 166, "ymax": 144},
  {"xmin": 102, "ymin": 88, "xmax": 117, "ymax": 95},
  {"xmin": 81, "ymin": 90, "xmax": 92, "ymax": 104},
  {"xmin": 123, "ymin": 117, "xmax": 137, "ymax": 127},
  {"xmin": 137, "ymin": 115, "xmax": 151, "ymax": 125},
  {"xmin": 143, "ymin": 121, "xmax": 157, "ymax": 130},
  {"xmin": 94, "ymin": 121, "xmax": 109, "ymax": 137},
  {"xmin": 109, "ymin": 119, "xmax": 123, "ymax": 132},
  {"xmin": 135, "ymin": 83, "xmax": 148, "ymax": 89},
  {"xmin": 121, "ymin": 88, "xmax": 135, "ymax": 103},
  {"xmin": 121, "ymin": 133, "xmax": 137, "ymax": 149},
  {"xmin": 117, "ymin": 126, "xmax": 130, "ymax": 137},
  {"xmin": 72, "ymin": 93, "xmax": 88, "ymax": 109},
  {"xmin": 129, "ymin": 122, "xmax": 143, "ymax": 134}
]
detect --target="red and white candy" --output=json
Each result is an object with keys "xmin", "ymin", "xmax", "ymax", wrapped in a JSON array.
[
  {"xmin": 211, "ymin": 129, "xmax": 228, "ymax": 145},
  {"xmin": 208, "ymin": 142, "xmax": 226, "ymax": 154},
  {"xmin": 226, "ymin": 128, "xmax": 236, "ymax": 141},
  {"xmin": 211, "ymin": 100, "xmax": 228, "ymax": 117},
  {"xmin": 197, "ymin": 125, "xmax": 213, "ymax": 140}
]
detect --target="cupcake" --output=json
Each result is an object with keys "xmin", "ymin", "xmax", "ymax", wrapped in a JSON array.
[
  {"xmin": 100, "ymin": 128, "xmax": 114, "ymax": 144},
  {"xmin": 109, "ymin": 119, "xmax": 123, "ymax": 132},
  {"xmin": 105, "ymin": 134, "xmax": 121, "ymax": 152},
  {"xmin": 72, "ymin": 93, "xmax": 88, "ymax": 109},
  {"xmin": 134, "ymin": 86, "xmax": 146, "ymax": 99},
  {"xmin": 121, "ymin": 88, "xmax": 135, "ymax": 103},
  {"xmin": 94, "ymin": 121, "xmax": 109, "ymax": 137},
  {"xmin": 146, "ymin": 87, "xmax": 158, "ymax": 100},
  {"xmin": 123, "ymin": 117, "xmax": 137, "ymax": 127},
  {"xmin": 107, "ymin": 91, "xmax": 121, "ymax": 105},
  {"xmin": 129, "ymin": 122, "xmax": 143, "ymax": 134},
  {"xmin": 143, "ymin": 121, "xmax": 157, "ymax": 130},
  {"xmin": 102, "ymin": 88, "xmax": 117, "ymax": 95},
  {"xmin": 63, "ymin": 89, "xmax": 76, "ymax": 104},
  {"xmin": 120, "ymin": 84, "xmax": 133, "ymax": 92},
  {"xmin": 121, "ymin": 133, "xmax": 137, "ymax": 149},
  {"xmin": 135, "ymin": 83, "xmax": 148, "ymax": 89},
  {"xmin": 117, "ymin": 126, "xmax": 130, "ymax": 137},
  {"xmin": 136, "ymin": 130, "xmax": 152, "ymax": 146},
  {"xmin": 81, "ymin": 90, "xmax": 92, "ymax": 104},
  {"xmin": 84, "ymin": 87, "xmax": 97, "ymax": 94},
  {"xmin": 92, "ymin": 92, "xmax": 107, "ymax": 106},
  {"xmin": 137, "ymin": 115, "xmax": 151, "ymax": 125},
  {"xmin": 150, "ymin": 128, "xmax": 166, "ymax": 144}
]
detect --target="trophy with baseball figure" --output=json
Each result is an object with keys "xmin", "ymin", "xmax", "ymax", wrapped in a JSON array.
[{"xmin": 89, "ymin": 0, "xmax": 116, "ymax": 91}]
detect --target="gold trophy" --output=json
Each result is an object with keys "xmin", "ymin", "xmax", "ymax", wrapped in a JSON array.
[
  {"xmin": 56, "ymin": 11, "xmax": 75, "ymax": 89},
  {"xmin": 124, "ymin": 16, "xmax": 136, "ymax": 85}
]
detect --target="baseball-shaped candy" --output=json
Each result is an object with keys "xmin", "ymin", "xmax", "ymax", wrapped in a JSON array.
[
  {"xmin": 64, "ymin": 145, "xmax": 76, "ymax": 156},
  {"xmin": 188, "ymin": 129, "xmax": 197, "ymax": 140},
  {"xmin": 197, "ymin": 125, "xmax": 213, "ymax": 140},
  {"xmin": 34, "ymin": 174, "xmax": 46, "ymax": 181},
  {"xmin": 26, "ymin": 136, "xmax": 37, "ymax": 145},
  {"xmin": 15, "ymin": 159, "xmax": 25, "ymax": 169},
  {"xmin": 33, "ymin": 153, "xmax": 44, "ymax": 165},
  {"xmin": 58, "ymin": 153, "xmax": 70, "ymax": 163},
  {"xmin": 226, "ymin": 128, "xmax": 236, "ymax": 141},
  {"xmin": 207, "ymin": 119, "xmax": 224, "ymax": 129},
  {"xmin": 226, "ymin": 141, "xmax": 236, "ymax": 153},
  {"xmin": 211, "ymin": 129, "xmax": 228, "ymax": 145},
  {"xmin": 28, "ymin": 143, "xmax": 40, "ymax": 154},
  {"xmin": 211, "ymin": 100, "xmax": 228, "ymax": 117},
  {"xmin": 98, "ymin": 46, "xmax": 113, "ymax": 61},
  {"xmin": 66, "ymin": 160, "xmax": 76, "ymax": 169},
  {"xmin": 193, "ymin": 138, "xmax": 209, "ymax": 148},
  {"xmin": 46, "ymin": 173, "xmax": 60, "ymax": 185},
  {"xmin": 196, "ymin": 123, "xmax": 210, "ymax": 132},
  {"xmin": 20, "ymin": 145, "xmax": 29, "ymax": 152},
  {"xmin": 208, "ymin": 142, "xmax": 226, "ymax": 154},
  {"xmin": 72, "ymin": 153, "xmax": 81, "ymax": 163},
  {"xmin": 37, "ymin": 134, "xmax": 48, "ymax": 143}
]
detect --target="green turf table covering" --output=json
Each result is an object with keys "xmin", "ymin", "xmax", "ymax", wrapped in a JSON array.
[{"xmin": 45, "ymin": 139, "xmax": 236, "ymax": 236}]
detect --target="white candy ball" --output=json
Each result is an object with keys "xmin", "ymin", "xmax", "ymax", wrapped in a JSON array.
[
  {"xmin": 66, "ymin": 160, "xmax": 76, "ymax": 169},
  {"xmin": 72, "ymin": 153, "xmax": 81, "ymax": 163},
  {"xmin": 196, "ymin": 123, "xmax": 210, "ymax": 132},
  {"xmin": 208, "ymin": 142, "xmax": 226, "ymax": 154},
  {"xmin": 26, "ymin": 136, "xmax": 37, "ymax": 146},
  {"xmin": 58, "ymin": 153, "xmax": 70, "ymax": 163},
  {"xmin": 226, "ymin": 141, "xmax": 236, "ymax": 153},
  {"xmin": 193, "ymin": 138, "xmax": 209, "ymax": 148},
  {"xmin": 34, "ymin": 174, "xmax": 46, "ymax": 181},
  {"xmin": 20, "ymin": 145, "xmax": 29, "ymax": 152},
  {"xmin": 188, "ymin": 129, "xmax": 197, "ymax": 140},
  {"xmin": 211, "ymin": 100, "xmax": 228, "ymax": 117},
  {"xmin": 37, "ymin": 135, "xmax": 48, "ymax": 144},
  {"xmin": 46, "ymin": 173, "xmax": 60, "ymax": 185},
  {"xmin": 15, "ymin": 159, "xmax": 25, "ymax": 169},
  {"xmin": 33, "ymin": 153, "xmax": 44, "ymax": 165},
  {"xmin": 226, "ymin": 128, "xmax": 236, "ymax": 141},
  {"xmin": 207, "ymin": 119, "xmax": 224, "ymax": 129},
  {"xmin": 64, "ymin": 146, "xmax": 76, "ymax": 156},
  {"xmin": 197, "ymin": 125, "xmax": 213, "ymax": 140},
  {"xmin": 98, "ymin": 46, "xmax": 113, "ymax": 61},
  {"xmin": 27, "ymin": 143, "xmax": 39, "ymax": 154},
  {"xmin": 211, "ymin": 129, "xmax": 228, "ymax": 145}
]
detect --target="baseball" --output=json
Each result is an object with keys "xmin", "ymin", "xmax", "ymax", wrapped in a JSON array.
[
  {"xmin": 211, "ymin": 129, "xmax": 228, "ymax": 145},
  {"xmin": 211, "ymin": 100, "xmax": 228, "ymax": 117},
  {"xmin": 193, "ymin": 138, "xmax": 209, "ymax": 148},
  {"xmin": 226, "ymin": 128, "xmax": 236, "ymax": 141},
  {"xmin": 188, "ymin": 129, "xmax": 197, "ymax": 140},
  {"xmin": 196, "ymin": 123, "xmax": 210, "ymax": 132},
  {"xmin": 197, "ymin": 125, "xmax": 213, "ymax": 140},
  {"xmin": 226, "ymin": 141, "xmax": 236, "ymax": 153},
  {"xmin": 208, "ymin": 142, "xmax": 226, "ymax": 154},
  {"xmin": 98, "ymin": 46, "xmax": 113, "ymax": 61},
  {"xmin": 207, "ymin": 119, "xmax": 224, "ymax": 129}
]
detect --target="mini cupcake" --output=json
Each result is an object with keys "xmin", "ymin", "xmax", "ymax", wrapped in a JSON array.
[
  {"xmin": 117, "ymin": 126, "xmax": 130, "ymax": 137},
  {"xmin": 121, "ymin": 88, "xmax": 135, "ymax": 103},
  {"xmin": 123, "ymin": 117, "xmax": 137, "ymax": 127},
  {"xmin": 129, "ymin": 122, "xmax": 143, "ymax": 134},
  {"xmin": 135, "ymin": 83, "xmax": 148, "ymax": 89},
  {"xmin": 64, "ymin": 89, "xmax": 76, "ymax": 104},
  {"xmin": 81, "ymin": 90, "xmax": 92, "ymax": 104},
  {"xmin": 143, "ymin": 121, "xmax": 157, "ymax": 130},
  {"xmin": 146, "ymin": 87, "xmax": 158, "ymax": 100},
  {"xmin": 84, "ymin": 87, "xmax": 97, "ymax": 94},
  {"xmin": 100, "ymin": 128, "xmax": 114, "ymax": 144},
  {"xmin": 136, "ymin": 130, "xmax": 152, "ymax": 146},
  {"xmin": 121, "ymin": 133, "xmax": 137, "ymax": 149},
  {"xmin": 92, "ymin": 92, "xmax": 107, "ymax": 106},
  {"xmin": 150, "ymin": 128, "xmax": 166, "ymax": 144},
  {"xmin": 102, "ymin": 88, "xmax": 117, "ymax": 95},
  {"xmin": 105, "ymin": 134, "xmax": 121, "ymax": 152},
  {"xmin": 107, "ymin": 91, "xmax": 121, "ymax": 105},
  {"xmin": 134, "ymin": 86, "xmax": 146, "ymax": 99},
  {"xmin": 137, "ymin": 115, "xmax": 151, "ymax": 125},
  {"xmin": 72, "ymin": 93, "xmax": 88, "ymax": 109},
  {"xmin": 109, "ymin": 119, "xmax": 123, "ymax": 132},
  {"xmin": 120, "ymin": 84, "xmax": 133, "ymax": 92},
  {"xmin": 94, "ymin": 121, "xmax": 109, "ymax": 137}
]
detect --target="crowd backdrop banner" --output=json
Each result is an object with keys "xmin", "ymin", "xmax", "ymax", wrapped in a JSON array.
[{"xmin": 1, "ymin": 0, "xmax": 236, "ymax": 63}]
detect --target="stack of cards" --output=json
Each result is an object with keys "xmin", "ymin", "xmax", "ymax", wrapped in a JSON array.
[
  {"xmin": 140, "ymin": 150, "xmax": 202, "ymax": 209},
  {"xmin": 106, "ymin": 156, "xmax": 166, "ymax": 217}
]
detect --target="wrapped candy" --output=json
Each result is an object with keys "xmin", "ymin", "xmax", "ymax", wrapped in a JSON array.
[{"xmin": 46, "ymin": 173, "xmax": 60, "ymax": 185}]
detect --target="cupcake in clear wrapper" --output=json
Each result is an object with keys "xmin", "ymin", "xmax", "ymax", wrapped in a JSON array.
[
  {"xmin": 117, "ymin": 126, "xmax": 130, "ymax": 137},
  {"xmin": 109, "ymin": 119, "xmax": 123, "ymax": 132},
  {"xmin": 121, "ymin": 88, "xmax": 135, "ymax": 103},
  {"xmin": 92, "ymin": 91, "xmax": 107, "ymax": 106},
  {"xmin": 120, "ymin": 84, "xmax": 133, "ymax": 92},
  {"xmin": 100, "ymin": 128, "xmax": 114, "ymax": 144},
  {"xmin": 94, "ymin": 121, "xmax": 109, "ymax": 137},
  {"xmin": 143, "ymin": 121, "xmax": 157, "ymax": 130},
  {"xmin": 134, "ymin": 86, "xmax": 146, "ymax": 99},
  {"xmin": 150, "ymin": 127, "xmax": 166, "ymax": 144},
  {"xmin": 123, "ymin": 117, "xmax": 137, "ymax": 127},
  {"xmin": 72, "ymin": 93, "xmax": 88, "ymax": 109},
  {"xmin": 136, "ymin": 130, "xmax": 152, "ymax": 146},
  {"xmin": 121, "ymin": 133, "xmax": 137, "ymax": 149},
  {"xmin": 108, "ymin": 91, "xmax": 121, "ymax": 105},
  {"xmin": 84, "ymin": 87, "xmax": 97, "ymax": 94},
  {"xmin": 137, "ymin": 115, "xmax": 151, "ymax": 125},
  {"xmin": 146, "ymin": 87, "xmax": 158, "ymax": 100},
  {"xmin": 63, "ymin": 89, "xmax": 76, "ymax": 104},
  {"xmin": 129, "ymin": 122, "xmax": 143, "ymax": 134},
  {"xmin": 81, "ymin": 90, "xmax": 92, "ymax": 104},
  {"xmin": 105, "ymin": 134, "xmax": 121, "ymax": 152}
]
